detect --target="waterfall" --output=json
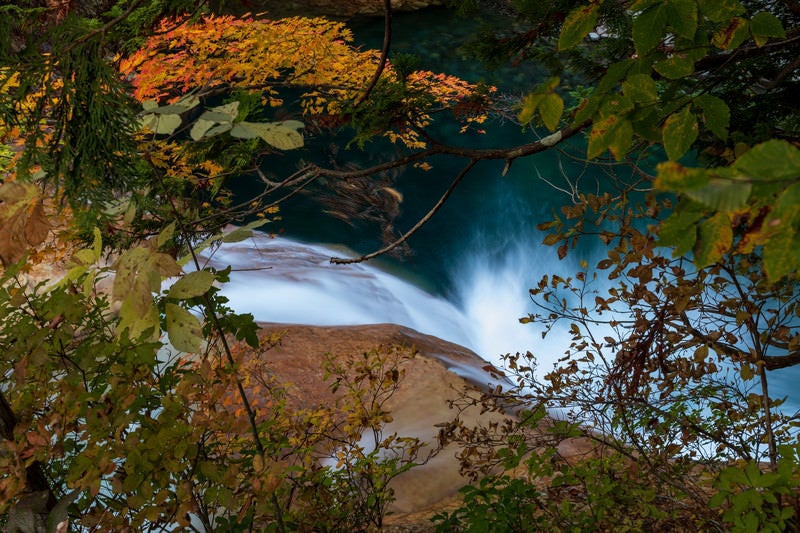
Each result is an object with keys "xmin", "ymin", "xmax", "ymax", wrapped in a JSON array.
[{"xmin": 200, "ymin": 231, "xmax": 574, "ymax": 373}]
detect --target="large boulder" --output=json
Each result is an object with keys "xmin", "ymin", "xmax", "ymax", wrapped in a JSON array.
[{"xmin": 251, "ymin": 322, "xmax": 510, "ymax": 520}]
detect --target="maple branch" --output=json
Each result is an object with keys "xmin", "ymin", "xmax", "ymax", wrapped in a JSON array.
[
  {"xmin": 352, "ymin": 0, "xmax": 392, "ymax": 109},
  {"xmin": 330, "ymin": 159, "xmax": 477, "ymax": 264},
  {"xmin": 149, "ymin": 161, "xmax": 266, "ymax": 457}
]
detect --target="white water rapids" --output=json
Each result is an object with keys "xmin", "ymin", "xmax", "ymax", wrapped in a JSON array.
[{"xmin": 199, "ymin": 232, "xmax": 570, "ymax": 372}]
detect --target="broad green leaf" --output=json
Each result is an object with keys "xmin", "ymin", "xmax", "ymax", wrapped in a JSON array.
[
  {"xmin": 206, "ymin": 101, "xmax": 239, "ymax": 121},
  {"xmin": 221, "ymin": 219, "xmax": 271, "ymax": 243},
  {"xmin": 599, "ymin": 94, "xmax": 634, "ymax": 117},
  {"xmin": 168, "ymin": 270, "xmax": 216, "ymax": 299},
  {"xmin": 587, "ymin": 115, "xmax": 627, "ymax": 159},
  {"xmin": 142, "ymin": 100, "xmax": 158, "ymax": 111},
  {"xmin": 230, "ymin": 121, "xmax": 304, "ymax": 150},
  {"xmin": 764, "ymin": 183, "xmax": 800, "ymax": 242},
  {"xmin": 698, "ymin": 0, "xmax": 744, "ymax": 22},
  {"xmin": 190, "ymin": 118, "xmax": 217, "ymax": 140},
  {"xmin": 653, "ymin": 56, "xmax": 695, "ymax": 79},
  {"xmin": 684, "ymin": 177, "xmax": 752, "ymax": 212},
  {"xmin": 149, "ymin": 95, "xmax": 200, "ymax": 115},
  {"xmin": 518, "ymin": 77, "xmax": 560, "ymax": 124},
  {"xmin": 666, "ymin": 0, "xmax": 698, "ymax": 39},
  {"xmin": 539, "ymin": 93, "xmax": 564, "ymax": 131},
  {"xmin": 92, "ymin": 226, "xmax": 102, "ymax": 259},
  {"xmin": 165, "ymin": 303, "xmax": 203, "ymax": 353},
  {"xmin": 558, "ymin": 4, "xmax": 600, "ymax": 50},
  {"xmin": 198, "ymin": 111, "xmax": 236, "ymax": 123},
  {"xmin": 518, "ymin": 93, "xmax": 545, "ymax": 124},
  {"xmin": 73, "ymin": 248, "xmax": 97, "ymax": 266},
  {"xmin": 157, "ymin": 221, "xmax": 176, "ymax": 249},
  {"xmin": 763, "ymin": 227, "xmax": 800, "ymax": 281},
  {"xmin": 694, "ymin": 212, "xmax": 732, "ymax": 268},
  {"xmin": 712, "ymin": 17, "xmax": 749, "ymax": 49},
  {"xmin": 118, "ymin": 297, "xmax": 159, "ymax": 341},
  {"xmin": 694, "ymin": 94, "xmax": 730, "ymax": 141},
  {"xmin": 733, "ymin": 140, "xmax": 800, "ymax": 181},
  {"xmin": 632, "ymin": 4, "xmax": 668, "ymax": 55},
  {"xmin": 750, "ymin": 11, "xmax": 785, "ymax": 47},
  {"xmin": 608, "ymin": 119, "xmax": 633, "ymax": 160},
  {"xmin": 657, "ymin": 200, "xmax": 706, "ymax": 256},
  {"xmin": 147, "ymin": 252, "xmax": 182, "ymax": 280},
  {"xmin": 655, "ymin": 161, "xmax": 709, "ymax": 191},
  {"xmin": 662, "ymin": 106, "xmax": 698, "ymax": 160},
  {"xmin": 139, "ymin": 113, "xmax": 181, "ymax": 135},
  {"xmin": 203, "ymin": 123, "xmax": 233, "ymax": 137},
  {"xmin": 573, "ymin": 94, "xmax": 602, "ymax": 123},
  {"xmin": 596, "ymin": 60, "xmax": 633, "ymax": 95},
  {"xmin": 622, "ymin": 74, "xmax": 657, "ymax": 103}
]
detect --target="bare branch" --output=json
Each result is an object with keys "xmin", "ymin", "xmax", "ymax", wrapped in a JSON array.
[
  {"xmin": 352, "ymin": 0, "xmax": 392, "ymax": 109},
  {"xmin": 330, "ymin": 159, "xmax": 478, "ymax": 264}
]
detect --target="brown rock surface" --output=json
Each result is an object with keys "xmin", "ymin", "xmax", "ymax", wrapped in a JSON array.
[{"xmin": 251, "ymin": 322, "xmax": 510, "ymax": 523}]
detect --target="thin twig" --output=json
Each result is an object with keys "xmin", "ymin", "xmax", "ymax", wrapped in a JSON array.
[
  {"xmin": 352, "ymin": 0, "xmax": 392, "ymax": 109},
  {"xmin": 330, "ymin": 159, "xmax": 477, "ymax": 264}
]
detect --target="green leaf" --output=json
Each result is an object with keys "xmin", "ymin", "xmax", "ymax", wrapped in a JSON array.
[
  {"xmin": 712, "ymin": 17, "xmax": 749, "ymax": 49},
  {"xmin": 148, "ymin": 95, "xmax": 200, "ymax": 115},
  {"xmin": 653, "ymin": 56, "xmax": 695, "ymax": 79},
  {"xmin": 221, "ymin": 219, "xmax": 271, "ymax": 242},
  {"xmin": 750, "ymin": 11, "xmax": 785, "ymax": 47},
  {"xmin": 558, "ymin": 4, "xmax": 600, "ymax": 50},
  {"xmin": 539, "ymin": 93, "xmax": 564, "ymax": 131},
  {"xmin": 694, "ymin": 212, "xmax": 732, "ymax": 268},
  {"xmin": 518, "ymin": 93, "xmax": 545, "ymax": 125},
  {"xmin": 733, "ymin": 140, "xmax": 800, "ymax": 181},
  {"xmin": 694, "ymin": 94, "xmax": 730, "ymax": 141},
  {"xmin": 518, "ymin": 77, "xmax": 560, "ymax": 124},
  {"xmin": 230, "ymin": 121, "xmax": 304, "ymax": 150},
  {"xmin": 632, "ymin": 4, "xmax": 668, "ymax": 55},
  {"xmin": 684, "ymin": 177, "xmax": 751, "ymax": 212},
  {"xmin": 657, "ymin": 200, "xmax": 705, "ymax": 256},
  {"xmin": 596, "ymin": 60, "xmax": 633, "ymax": 95},
  {"xmin": 205, "ymin": 101, "xmax": 240, "ymax": 121},
  {"xmin": 168, "ymin": 270, "xmax": 216, "ymax": 299},
  {"xmin": 190, "ymin": 118, "xmax": 217, "ymax": 141},
  {"xmin": 698, "ymin": 0, "xmax": 744, "ymax": 22},
  {"xmin": 139, "ymin": 113, "xmax": 182, "ymax": 135},
  {"xmin": 662, "ymin": 106, "xmax": 698, "ymax": 160},
  {"xmin": 587, "ymin": 115, "xmax": 629, "ymax": 160},
  {"xmin": 203, "ymin": 123, "xmax": 233, "ymax": 138},
  {"xmin": 608, "ymin": 118, "xmax": 633, "ymax": 160},
  {"xmin": 666, "ymin": 0, "xmax": 698, "ymax": 39},
  {"xmin": 656, "ymin": 173, "xmax": 707, "ymax": 197},
  {"xmin": 166, "ymin": 303, "xmax": 203, "ymax": 353},
  {"xmin": 157, "ymin": 221, "xmax": 176, "ymax": 249},
  {"xmin": 622, "ymin": 74, "xmax": 657, "ymax": 103}
]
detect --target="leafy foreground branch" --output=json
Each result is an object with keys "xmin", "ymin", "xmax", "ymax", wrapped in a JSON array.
[{"xmin": 0, "ymin": 235, "xmax": 433, "ymax": 530}]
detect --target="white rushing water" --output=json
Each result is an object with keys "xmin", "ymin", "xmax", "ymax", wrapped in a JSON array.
[{"xmin": 198, "ymin": 232, "xmax": 569, "ymax": 371}]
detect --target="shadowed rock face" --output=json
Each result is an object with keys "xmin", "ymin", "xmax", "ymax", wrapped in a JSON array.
[{"xmin": 250, "ymin": 323, "xmax": 510, "ymax": 519}]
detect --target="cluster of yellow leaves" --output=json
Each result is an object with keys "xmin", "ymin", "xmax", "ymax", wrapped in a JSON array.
[
  {"xmin": 120, "ymin": 15, "xmax": 492, "ymax": 149},
  {"xmin": 0, "ymin": 182, "xmax": 51, "ymax": 266},
  {"xmin": 139, "ymin": 138, "xmax": 224, "ymax": 186},
  {"xmin": 120, "ymin": 15, "xmax": 379, "ymax": 107}
]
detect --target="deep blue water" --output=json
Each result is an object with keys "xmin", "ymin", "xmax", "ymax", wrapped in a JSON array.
[{"xmin": 227, "ymin": 6, "xmax": 800, "ymax": 416}]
